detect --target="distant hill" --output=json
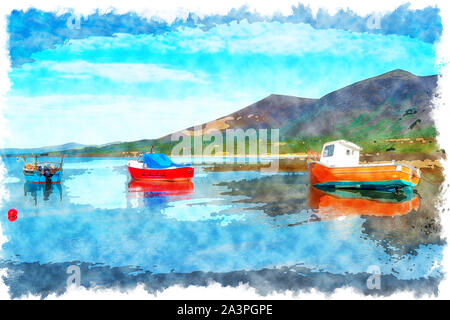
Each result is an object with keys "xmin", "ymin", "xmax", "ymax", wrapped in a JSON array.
[
  {"xmin": 0, "ymin": 141, "xmax": 124, "ymax": 156},
  {"xmin": 4, "ymin": 69, "xmax": 438, "ymax": 156},
  {"xmin": 0, "ymin": 142, "xmax": 87, "ymax": 156}
]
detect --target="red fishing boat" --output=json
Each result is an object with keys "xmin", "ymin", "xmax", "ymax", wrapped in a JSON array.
[{"xmin": 127, "ymin": 153, "xmax": 194, "ymax": 181}]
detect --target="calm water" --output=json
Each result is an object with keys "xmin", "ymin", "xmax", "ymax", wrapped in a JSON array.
[{"xmin": 0, "ymin": 157, "xmax": 444, "ymax": 297}]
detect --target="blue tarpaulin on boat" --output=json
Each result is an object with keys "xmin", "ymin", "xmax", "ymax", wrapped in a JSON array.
[{"xmin": 143, "ymin": 153, "xmax": 185, "ymax": 168}]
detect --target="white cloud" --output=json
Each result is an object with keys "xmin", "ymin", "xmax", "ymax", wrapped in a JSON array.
[
  {"xmin": 41, "ymin": 61, "xmax": 206, "ymax": 83},
  {"xmin": 171, "ymin": 20, "xmax": 421, "ymax": 58},
  {"xmin": 52, "ymin": 20, "xmax": 428, "ymax": 59}
]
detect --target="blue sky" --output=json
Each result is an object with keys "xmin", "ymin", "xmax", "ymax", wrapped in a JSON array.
[{"xmin": 4, "ymin": 5, "xmax": 442, "ymax": 148}]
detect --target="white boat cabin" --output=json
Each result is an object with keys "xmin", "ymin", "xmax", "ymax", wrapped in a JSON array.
[{"xmin": 320, "ymin": 140, "xmax": 362, "ymax": 167}]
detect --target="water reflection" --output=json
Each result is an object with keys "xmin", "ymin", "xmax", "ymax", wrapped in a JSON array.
[
  {"xmin": 309, "ymin": 186, "xmax": 420, "ymax": 219},
  {"xmin": 217, "ymin": 173, "xmax": 310, "ymax": 216},
  {"xmin": 127, "ymin": 180, "xmax": 194, "ymax": 208},
  {"xmin": 24, "ymin": 182, "xmax": 62, "ymax": 205},
  {"xmin": 0, "ymin": 157, "xmax": 443, "ymax": 297}
]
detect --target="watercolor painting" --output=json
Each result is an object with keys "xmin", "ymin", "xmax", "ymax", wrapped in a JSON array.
[{"xmin": 0, "ymin": 1, "xmax": 447, "ymax": 299}]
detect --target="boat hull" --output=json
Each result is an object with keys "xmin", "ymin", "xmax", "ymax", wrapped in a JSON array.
[
  {"xmin": 308, "ymin": 161, "xmax": 419, "ymax": 190},
  {"xmin": 23, "ymin": 170, "xmax": 62, "ymax": 184},
  {"xmin": 127, "ymin": 165, "xmax": 194, "ymax": 181}
]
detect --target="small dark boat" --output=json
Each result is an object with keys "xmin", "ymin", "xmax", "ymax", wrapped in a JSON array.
[{"xmin": 22, "ymin": 155, "xmax": 64, "ymax": 184}]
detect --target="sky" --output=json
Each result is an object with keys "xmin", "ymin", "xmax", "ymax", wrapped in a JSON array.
[{"xmin": 3, "ymin": 4, "xmax": 442, "ymax": 148}]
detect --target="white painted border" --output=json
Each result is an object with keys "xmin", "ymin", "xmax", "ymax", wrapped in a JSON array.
[{"xmin": 0, "ymin": 0, "xmax": 449, "ymax": 300}]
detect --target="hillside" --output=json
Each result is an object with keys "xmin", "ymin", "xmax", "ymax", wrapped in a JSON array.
[
  {"xmin": 159, "ymin": 94, "xmax": 317, "ymax": 140},
  {"xmin": 160, "ymin": 69, "xmax": 437, "ymax": 145},
  {"xmin": 282, "ymin": 70, "xmax": 437, "ymax": 140}
]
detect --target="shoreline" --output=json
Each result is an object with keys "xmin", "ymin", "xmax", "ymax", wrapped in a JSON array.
[
  {"xmin": 2, "ymin": 153, "xmax": 308, "ymax": 158},
  {"xmin": 3, "ymin": 153, "xmax": 444, "ymax": 169},
  {"xmin": 2, "ymin": 152, "xmax": 444, "ymax": 170},
  {"xmin": 202, "ymin": 158, "xmax": 444, "ymax": 172},
  {"xmin": 2, "ymin": 151, "xmax": 444, "ymax": 159}
]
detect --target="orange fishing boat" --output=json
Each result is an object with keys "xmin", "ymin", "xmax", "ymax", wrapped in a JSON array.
[
  {"xmin": 309, "ymin": 186, "xmax": 419, "ymax": 218},
  {"xmin": 308, "ymin": 140, "xmax": 420, "ymax": 191}
]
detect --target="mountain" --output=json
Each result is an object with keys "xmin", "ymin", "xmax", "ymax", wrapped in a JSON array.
[
  {"xmin": 4, "ymin": 69, "xmax": 438, "ymax": 156},
  {"xmin": 162, "ymin": 69, "xmax": 437, "ymax": 144}
]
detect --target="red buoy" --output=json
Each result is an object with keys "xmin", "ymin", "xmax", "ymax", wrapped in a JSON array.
[{"xmin": 8, "ymin": 208, "xmax": 17, "ymax": 222}]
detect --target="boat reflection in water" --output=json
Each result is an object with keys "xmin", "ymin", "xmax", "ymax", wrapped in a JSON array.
[
  {"xmin": 127, "ymin": 180, "xmax": 194, "ymax": 208},
  {"xmin": 24, "ymin": 182, "xmax": 62, "ymax": 205},
  {"xmin": 308, "ymin": 185, "xmax": 420, "ymax": 219}
]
